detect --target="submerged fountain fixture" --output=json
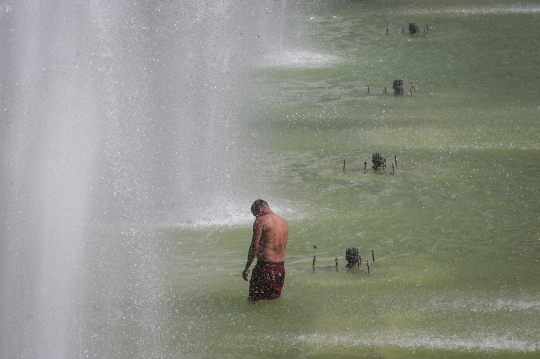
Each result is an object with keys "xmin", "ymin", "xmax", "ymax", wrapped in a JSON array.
[
  {"xmin": 393, "ymin": 80, "xmax": 404, "ymax": 94},
  {"xmin": 372, "ymin": 152, "xmax": 386, "ymax": 170},
  {"xmin": 310, "ymin": 248, "xmax": 375, "ymax": 270},
  {"xmin": 409, "ymin": 23, "xmax": 421, "ymax": 34},
  {"xmin": 345, "ymin": 248, "xmax": 360, "ymax": 268}
]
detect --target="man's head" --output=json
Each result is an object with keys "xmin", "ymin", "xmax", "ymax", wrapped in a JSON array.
[{"xmin": 251, "ymin": 199, "xmax": 268, "ymax": 217}]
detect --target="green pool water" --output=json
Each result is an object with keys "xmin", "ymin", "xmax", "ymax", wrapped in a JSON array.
[{"xmin": 81, "ymin": 0, "xmax": 540, "ymax": 358}]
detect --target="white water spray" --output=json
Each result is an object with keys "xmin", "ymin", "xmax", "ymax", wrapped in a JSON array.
[{"xmin": 0, "ymin": 0, "xmax": 286, "ymax": 357}]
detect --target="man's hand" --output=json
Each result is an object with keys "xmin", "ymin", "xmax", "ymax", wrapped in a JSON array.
[{"xmin": 242, "ymin": 268, "xmax": 249, "ymax": 281}]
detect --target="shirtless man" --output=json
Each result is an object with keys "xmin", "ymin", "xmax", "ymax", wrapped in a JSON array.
[{"xmin": 242, "ymin": 199, "xmax": 289, "ymax": 302}]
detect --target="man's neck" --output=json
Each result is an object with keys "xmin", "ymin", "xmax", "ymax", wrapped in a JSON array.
[{"xmin": 257, "ymin": 208, "xmax": 273, "ymax": 217}]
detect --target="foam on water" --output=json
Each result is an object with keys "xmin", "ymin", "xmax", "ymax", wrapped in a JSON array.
[
  {"xmin": 173, "ymin": 202, "xmax": 303, "ymax": 229},
  {"xmin": 262, "ymin": 50, "xmax": 339, "ymax": 68},
  {"xmin": 405, "ymin": 5, "xmax": 540, "ymax": 15},
  {"xmin": 290, "ymin": 332, "xmax": 538, "ymax": 352},
  {"xmin": 443, "ymin": 297, "xmax": 540, "ymax": 312},
  {"xmin": 229, "ymin": 330, "xmax": 538, "ymax": 354},
  {"xmin": 175, "ymin": 212, "xmax": 253, "ymax": 229}
]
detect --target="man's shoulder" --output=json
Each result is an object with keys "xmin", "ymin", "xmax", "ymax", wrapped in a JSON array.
[{"xmin": 257, "ymin": 213, "xmax": 283, "ymax": 224}]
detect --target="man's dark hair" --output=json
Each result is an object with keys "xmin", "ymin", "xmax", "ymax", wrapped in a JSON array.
[{"xmin": 251, "ymin": 199, "xmax": 268, "ymax": 215}]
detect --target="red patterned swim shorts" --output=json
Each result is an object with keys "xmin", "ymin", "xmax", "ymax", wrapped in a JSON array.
[{"xmin": 249, "ymin": 261, "xmax": 285, "ymax": 302}]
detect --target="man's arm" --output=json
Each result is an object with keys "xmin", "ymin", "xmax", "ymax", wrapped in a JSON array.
[{"xmin": 242, "ymin": 219, "xmax": 263, "ymax": 281}]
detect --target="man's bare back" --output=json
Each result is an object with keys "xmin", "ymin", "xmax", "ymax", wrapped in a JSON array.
[{"xmin": 242, "ymin": 200, "xmax": 288, "ymax": 282}]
